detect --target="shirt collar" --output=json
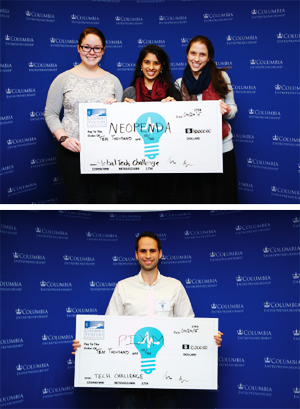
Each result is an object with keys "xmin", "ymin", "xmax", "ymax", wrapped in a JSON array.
[{"xmin": 138, "ymin": 270, "xmax": 161, "ymax": 286}]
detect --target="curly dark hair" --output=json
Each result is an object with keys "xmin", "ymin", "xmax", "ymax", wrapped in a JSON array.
[{"xmin": 131, "ymin": 44, "xmax": 181, "ymax": 100}]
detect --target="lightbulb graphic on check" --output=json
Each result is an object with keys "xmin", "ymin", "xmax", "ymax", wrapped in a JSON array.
[
  {"xmin": 136, "ymin": 112, "xmax": 167, "ymax": 159},
  {"xmin": 134, "ymin": 327, "xmax": 164, "ymax": 374}
]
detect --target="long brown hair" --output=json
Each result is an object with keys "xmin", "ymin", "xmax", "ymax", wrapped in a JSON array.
[{"xmin": 186, "ymin": 35, "xmax": 231, "ymax": 99}]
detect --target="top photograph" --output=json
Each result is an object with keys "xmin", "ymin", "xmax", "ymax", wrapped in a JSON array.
[{"xmin": 1, "ymin": 0, "xmax": 299, "ymax": 204}]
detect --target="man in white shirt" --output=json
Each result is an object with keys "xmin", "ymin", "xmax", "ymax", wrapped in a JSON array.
[
  {"xmin": 106, "ymin": 232, "xmax": 194, "ymax": 318},
  {"xmin": 73, "ymin": 231, "xmax": 222, "ymax": 408}
]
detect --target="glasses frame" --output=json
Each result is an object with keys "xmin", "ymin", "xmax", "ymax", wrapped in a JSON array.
[{"xmin": 79, "ymin": 45, "xmax": 104, "ymax": 54}]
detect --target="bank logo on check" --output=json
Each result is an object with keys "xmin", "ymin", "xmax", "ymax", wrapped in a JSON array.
[
  {"xmin": 84, "ymin": 321, "xmax": 105, "ymax": 340},
  {"xmin": 87, "ymin": 108, "xmax": 107, "ymax": 128}
]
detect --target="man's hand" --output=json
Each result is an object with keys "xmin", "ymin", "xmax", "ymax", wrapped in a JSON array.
[
  {"xmin": 214, "ymin": 331, "xmax": 223, "ymax": 347},
  {"xmin": 72, "ymin": 339, "xmax": 81, "ymax": 354}
]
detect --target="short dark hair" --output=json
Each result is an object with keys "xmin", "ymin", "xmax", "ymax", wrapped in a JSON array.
[
  {"xmin": 135, "ymin": 231, "xmax": 162, "ymax": 252},
  {"xmin": 78, "ymin": 27, "xmax": 106, "ymax": 48}
]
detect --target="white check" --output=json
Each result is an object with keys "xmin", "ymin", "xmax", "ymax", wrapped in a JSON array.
[
  {"xmin": 74, "ymin": 315, "xmax": 218, "ymax": 390},
  {"xmin": 79, "ymin": 101, "xmax": 223, "ymax": 174}
]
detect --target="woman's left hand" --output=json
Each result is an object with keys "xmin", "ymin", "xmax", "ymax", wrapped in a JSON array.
[
  {"xmin": 219, "ymin": 100, "xmax": 231, "ymax": 115},
  {"xmin": 214, "ymin": 331, "xmax": 223, "ymax": 347},
  {"xmin": 161, "ymin": 96, "xmax": 176, "ymax": 102},
  {"xmin": 104, "ymin": 97, "xmax": 118, "ymax": 104}
]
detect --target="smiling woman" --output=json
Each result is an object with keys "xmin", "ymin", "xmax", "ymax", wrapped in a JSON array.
[
  {"xmin": 121, "ymin": 45, "xmax": 182, "ymax": 204},
  {"xmin": 44, "ymin": 27, "xmax": 123, "ymax": 204}
]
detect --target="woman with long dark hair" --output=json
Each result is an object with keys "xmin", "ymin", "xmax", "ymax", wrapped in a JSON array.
[
  {"xmin": 44, "ymin": 27, "xmax": 123, "ymax": 204},
  {"xmin": 175, "ymin": 35, "xmax": 238, "ymax": 204},
  {"xmin": 122, "ymin": 44, "xmax": 181, "ymax": 204}
]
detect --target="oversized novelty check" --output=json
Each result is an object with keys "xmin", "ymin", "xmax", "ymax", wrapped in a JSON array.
[
  {"xmin": 74, "ymin": 315, "xmax": 218, "ymax": 390},
  {"xmin": 79, "ymin": 101, "xmax": 222, "ymax": 174}
]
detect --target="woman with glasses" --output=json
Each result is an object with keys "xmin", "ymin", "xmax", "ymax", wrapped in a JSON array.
[
  {"xmin": 44, "ymin": 27, "xmax": 123, "ymax": 204},
  {"xmin": 122, "ymin": 44, "xmax": 181, "ymax": 204}
]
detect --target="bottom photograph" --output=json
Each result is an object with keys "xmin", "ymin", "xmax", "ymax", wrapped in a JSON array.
[{"xmin": 0, "ymin": 209, "xmax": 299, "ymax": 409}]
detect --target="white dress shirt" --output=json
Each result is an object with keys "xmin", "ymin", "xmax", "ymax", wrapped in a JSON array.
[{"xmin": 106, "ymin": 271, "xmax": 194, "ymax": 318}]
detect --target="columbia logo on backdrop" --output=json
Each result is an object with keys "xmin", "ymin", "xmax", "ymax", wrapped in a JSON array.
[
  {"xmin": 42, "ymin": 334, "xmax": 74, "ymax": 344},
  {"xmin": 251, "ymin": 8, "xmax": 285, "ymax": 18},
  {"xmin": 106, "ymin": 40, "xmax": 122, "ymax": 48},
  {"xmin": 7, "ymin": 137, "xmax": 37, "ymax": 148},
  {"xmin": 5, "ymin": 34, "xmax": 34, "ymax": 45},
  {"xmin": 117, "ymin": 62, "xmax": 136, "ymax": 71},
  {"xmin": 28, "ymin": 62, "xmax": 57, "ymax": 72},
  {"xmin": 248, "ymin": 108, "xmax": 281, "ymax": 120},
  {"xmin": 0, "ymin": 394, "xmax": 23, "ymax": 406},
  {"xmin": 86, "ymin": 231, "xmax": 118, "ymax": 241},
  {"xmin": 264, "ymin": 356, "xmax": 300, "ymax": 369},
  {"xmin": 210, "ymin": 250, "xmax": 243, "ymax": 262},
  {"xmin": 264, "ymin": 301, "xmax": 300, "ymax": 313},
  {"xmin": 138, "ymin": 38, "xmax": 165, "ymax": 47},
  {"xmin": 58, "ymin": 210, "xmax": 92, "ymax": 219},
  {"xmin": 236, "ymin": 275, "xmax": 271, "ymax": 286},
  {"xmin": 161, "ymin": 254, "xmax": 192, "ymax": 264},
  {"xmin": 70, "ymin": 13, "xmax": 99, "ymax": 24},
  {"xmin": 159, "ymin": 212, "xmax": 191, "ymax": 220},
  {"xmin": 25, "ymin": 10, "xmax": 55, "ymax": 22},
  {"xmin": 277, "ymin": 32, "xmax": 300, "ymax": 43},
  {"xmin": 30, "ymin": 157, "xmax": 56, "ymax": 168},
  {"xmin": 6, "ymin": 87, "xmax": 36, "ymax": 98},
  {"xmin": 15, "ymin": 308, "xmax": 48, "ymax": 319},
  {"xmin": 0, "ymin": 9, "xmax": 10, "ymax": 18},
  {"xmin": 40, "ymin": 281, "xmax": 72, "ymax": 291},
  {"xmin": 185, "ymin": 278, "xmax": 217, "ymax": 289},
  {"xmin": 30, "ymin": 111, "xmax": 44, "ymax": 120},
  {"xmin": 226, "ymin": 34, "xmax": 258, "ymax": 45},
  {"xmin": 203, "ymin": 12, "xmax": 233, "ymax": 22},
  {"xmin": 263, "ymin": 245, "xmax": 300, "ymax": 257},
  {"xmin": 250, "ymin": 59, "xmax": 283, "ymax": 69},
  {"xmin": 181, "ymin": 37, "xmax": 191, "ymax": 46},
  {"xmin": 112, "ymin": 255, "xmax": 137, "ymax": 265},
  {"xmin": 115, "ymin": 15, "xmax": 143, "ymax": 25},
  {"xmin": 184, "ymin": 229, "xmax": 216, "ymax": 239},
  {"xmin": 237, "ymin": 383, "xmax": 272, "ymax": 397},
  {"xmin": 211, "ymin": 303, "xmax": 244, "ymax": 313},
  {"xmin": 50, "ymin": 37, "xmax": 77, "ymax": 47},
  {"xmin": 272, "ymin": 134, "xmax": 300, "ymax": 147},
  {"xmin": 42, "ymin": 386, "xmax": 74, "ymax": 399},
  {"xmin": 158, "ymin": 15, "xmax": 187, "ymax": 24},
  {"xmin": 0, "ymin": 62, "xmax": 12, "ymax": 72},
  {"xmin": 109, "ymin": 213, "xmax": 141, "ymax": 221},
  {"xmin": 275, "ymin": 84, "xmax": 300, "ymax": 94},
  {"xmin": 89, "ymin": 281, "xmax": 116, "ymax": 291},
  {"xmin": 63, "ymin": 254, "xmax": 95, "ymax": 265},
  {"xmin": 12, "ymin": 251, "xmax": 45, "ymax": 263},
  {"xmin": 271, "ymin": 185, "xmax": 300, "ymax": 200},
  {"xmin": 218, "ymin": 356, "xmax": 245, "ymax": 367}
]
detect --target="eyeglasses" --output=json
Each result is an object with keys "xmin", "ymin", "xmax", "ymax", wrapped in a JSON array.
[{"xmin": 80, "ymin": 45, "xmax": 104, "ymax": 54}]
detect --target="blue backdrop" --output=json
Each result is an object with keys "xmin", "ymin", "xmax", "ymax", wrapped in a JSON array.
[
  {"xmin": 0, "ymin": 209, "xmax": 299, "ymax": 408},
  {"xmin": 0, "ymin": 1, "xmax": 299, "ymax": 204}
]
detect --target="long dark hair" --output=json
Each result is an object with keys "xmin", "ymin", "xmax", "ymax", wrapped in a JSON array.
[
  {"xmin": 131, "ymin": 44, "xmax": 181, "ymax": 100},
  {"xmin": 186, "ymin": 35, "xmax": 231, "ymax": 99},
  {"xmin": 78, "ymin": 27, "xmax": 106, "ymax": 48}
]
